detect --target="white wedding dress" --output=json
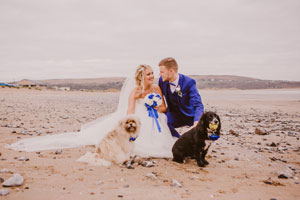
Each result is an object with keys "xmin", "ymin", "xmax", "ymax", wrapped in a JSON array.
[{"xmin": 7, "ymin": 77, "xmax": 176, "ymax": 158}]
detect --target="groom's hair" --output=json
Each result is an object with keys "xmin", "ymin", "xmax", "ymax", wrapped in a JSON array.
[{"xmin": 159, "ymin": 57, "xmax": 178, "ymax": 72}]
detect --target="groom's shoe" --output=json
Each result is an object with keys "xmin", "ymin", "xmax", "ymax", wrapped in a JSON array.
[{"xmin": 168, "ymin": 123, "xmax": 181, "ymax": 138}]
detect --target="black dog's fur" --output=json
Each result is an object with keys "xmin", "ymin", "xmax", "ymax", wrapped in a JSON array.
[{"xmin": 172, "ymin": 112, "xmax": 221, "ymax": 167}]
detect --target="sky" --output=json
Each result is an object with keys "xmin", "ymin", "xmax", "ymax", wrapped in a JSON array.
[{"xmin": 0, "ymin": 0, "xmax": 299, "ymax": 82}]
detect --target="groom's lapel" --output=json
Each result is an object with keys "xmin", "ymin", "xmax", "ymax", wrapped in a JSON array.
[
  {"xmin": 162, "ymin": 81, "xmax": 169, "ymax": 110},
  {"xmin": 175, "ymin": 74, "xmax": 183, "ymax": 103},
  {"xmin": 163, "ymin": 81, "xmax": 168, "ymax": 96},
  {"xmin": 178, "ymin": 73, "xmax": 183, "ymax": 89}
]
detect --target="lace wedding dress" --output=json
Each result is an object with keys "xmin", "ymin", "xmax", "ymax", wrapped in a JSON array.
[{"xmin": 7, "ymin": 77, "xmax": 176, "ymax": 158}]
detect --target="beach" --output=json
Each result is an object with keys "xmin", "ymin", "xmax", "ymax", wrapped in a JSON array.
[{"xmin": 0, "ymin": 87, "xmax": 300, "ymax": 200}]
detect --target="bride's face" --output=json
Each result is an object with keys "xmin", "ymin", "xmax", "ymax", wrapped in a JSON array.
[{"xmin": 143, "ymin": 68, "xmax": 154, "ymax": 85}]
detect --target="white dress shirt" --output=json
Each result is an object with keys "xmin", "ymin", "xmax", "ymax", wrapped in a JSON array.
[{"xmin": 170, "ymin": 75, "xmax": 179, "ymax": 93}]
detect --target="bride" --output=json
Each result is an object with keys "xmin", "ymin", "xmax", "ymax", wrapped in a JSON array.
[{"xmin": 7, "ymin": 65, "xmax": 177, "ymax": 158}]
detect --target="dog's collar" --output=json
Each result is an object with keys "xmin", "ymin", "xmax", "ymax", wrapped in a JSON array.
[
  {"xmin": 209, "ymin": 134, "xmax": 219, "ymax": 141},
  {"xmin": 129, "ymin": 137, "xmax": 136, "ymax": 142},
  {"xmin": 206, "ymin": 128, "xmax": 219, "ymax": 141}
]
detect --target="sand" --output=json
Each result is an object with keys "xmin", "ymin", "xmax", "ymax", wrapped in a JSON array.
[{"xmin": 0, "ymin": 87, "xmax": 300, "ymax": 199}]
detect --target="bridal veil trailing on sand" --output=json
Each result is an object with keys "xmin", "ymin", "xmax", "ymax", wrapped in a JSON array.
[
  {"xmin": 7, "ymin": 76, "xmax": 176, "ymax": 158},
  {"xmin": 6, "ymin": 78, "xmax": 134, "ymax": 152}
]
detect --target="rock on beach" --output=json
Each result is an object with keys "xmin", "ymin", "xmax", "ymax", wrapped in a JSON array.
[{"xmin": 2, "ymin": 174, "xmax": 24, "ymax": 187}]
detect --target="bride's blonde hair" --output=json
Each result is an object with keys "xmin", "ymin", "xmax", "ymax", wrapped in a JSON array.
[{"xmin": 135, "ymin": 64, "xmax": 152, "ymax": 92}]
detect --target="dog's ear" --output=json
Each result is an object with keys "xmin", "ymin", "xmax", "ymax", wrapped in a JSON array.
[
  {"xmin": 119, "ymin": 118, "xmax": 125, "ymax": 128},
  {"xmin": 132, "ymin": 117, "xmax": 141, "ymax": 132},
  {"xmin": 196, "ymin": 112, "xmax": 206, "ymax": 132},
  {"xmin": 216, "ymin": 114, "xmax": 221, "ymax": 135}
]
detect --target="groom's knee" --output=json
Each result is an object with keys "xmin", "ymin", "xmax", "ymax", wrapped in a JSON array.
[
  {"xmin": 167, "ymin": 121, "xmax": 174, "ymax": 128},
  {"xmin": 167, "ymin": 119, "xmax": 179, "ymax": 128}
]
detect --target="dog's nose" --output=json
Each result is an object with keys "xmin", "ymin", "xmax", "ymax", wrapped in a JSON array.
[{"xmin": 213, "ymin": 119, "xmax": 218, "ymax": 124}]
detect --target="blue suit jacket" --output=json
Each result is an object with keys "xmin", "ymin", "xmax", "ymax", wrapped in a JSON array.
[{"xmin": 159, "ymin": 74, "xmax": 204, "ymax": 122}]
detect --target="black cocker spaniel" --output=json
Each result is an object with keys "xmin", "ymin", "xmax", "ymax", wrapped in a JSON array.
[{"xmin": 172, "ymin": 111, "xmax": 221, "ymax": 167}]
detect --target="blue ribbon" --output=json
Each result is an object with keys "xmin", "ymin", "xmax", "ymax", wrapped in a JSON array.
[
  {"xmin": 145, "ymin": 104, "xmax": 161, "ymax": 132},
  {"xmin": 209, "ymin": 134, "xmax": 219, "ymax": 141}
]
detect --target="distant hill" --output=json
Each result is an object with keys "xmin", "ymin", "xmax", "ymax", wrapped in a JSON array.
[
  {"xmin": 190, "ymin": 75, "xmax": 300, "ymax": 89},
  {"xmin": 39, "ymin": 77, "xmax": 126, "ymax": 91},
  {"xmin": 36, "ymin": 75, "xmax": 300, "ymax": 90}
]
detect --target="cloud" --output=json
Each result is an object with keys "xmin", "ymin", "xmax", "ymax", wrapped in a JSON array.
[{"xmin": 0, "ymin": 0, "xmax": 299, "ymax": 82}]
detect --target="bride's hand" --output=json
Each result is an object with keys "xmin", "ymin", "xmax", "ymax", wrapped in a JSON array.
[
  {"xmin": 134, "ymin": 88, "xmax": 143, "ymax": 99},
  {"xmin": 153, "ymin": 106, "xmax": 159, "ymax": 110}
]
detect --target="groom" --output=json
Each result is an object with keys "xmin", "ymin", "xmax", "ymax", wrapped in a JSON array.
[{"xmin": 158, "ymin": 57, "xmax": 204, "ymax": 138}]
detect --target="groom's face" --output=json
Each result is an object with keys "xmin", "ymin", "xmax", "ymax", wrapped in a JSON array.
[{"xmin": 159, "ymin": 65, "xmax": 172, "ymax": 82}]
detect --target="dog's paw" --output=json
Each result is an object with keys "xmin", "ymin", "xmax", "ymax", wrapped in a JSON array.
[
  {"xmin": 203, "ymin": 159, "xmax": 209, "ymax": 165},
  {"xmin": 123, "ymin": 160, "xmax": 135, "ymax": 169},
  {"xmin": 197, "ymin": 160, "xmax": 206, "ymax": 167},
  {"xmin": 172, "ymin": 158, "xmax": 184, "ymax": 164}
]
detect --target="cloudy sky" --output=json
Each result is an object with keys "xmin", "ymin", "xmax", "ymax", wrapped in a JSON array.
[{"xmin": 0, "ymin": 0, "xmax": 299, "ymax": 82}]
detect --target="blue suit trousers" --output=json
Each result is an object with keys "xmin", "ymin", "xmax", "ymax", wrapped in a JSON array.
[{"xmin": 167, "ymin": 112, "xmax": 194, "ymax": 138}]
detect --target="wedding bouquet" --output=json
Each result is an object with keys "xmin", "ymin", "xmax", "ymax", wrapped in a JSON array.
[
  {"xmin": 144, "ymin": 93, "xmax": 162, "ymax": 132},
  {"xmin": 144, "ymin": 93, "xmax": 162, "ymax": 108}
]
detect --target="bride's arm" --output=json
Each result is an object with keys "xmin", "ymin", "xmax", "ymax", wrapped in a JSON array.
[
  {"xmin": 154, "ymin": 85, "xmax": 167, "ymax": 113},
  {"xmin": 127, "ymin": 87, "xmax": 143, "ymax": 114},
  {"xmin": 127, "ymin": 88, "xmax": 136, "ymax": 114}
]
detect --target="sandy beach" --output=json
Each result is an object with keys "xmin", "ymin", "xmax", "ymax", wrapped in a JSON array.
[{"xmin": 0, "ymin": 87, "xmax": 299, "ymax": 200}]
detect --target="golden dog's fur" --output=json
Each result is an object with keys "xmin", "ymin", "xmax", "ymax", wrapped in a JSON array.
[{"xmin": 77, "ymin": 114, "xmax": 140, "ymax": 167}]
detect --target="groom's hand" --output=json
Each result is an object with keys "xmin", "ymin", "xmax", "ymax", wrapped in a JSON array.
[
  {"xmin": 193, "ymin": 121, "xmax": 198, "ymax": 127},
  {"xmin": 189, "ymin": 121, "xmax": 198, "ymax": 130}
]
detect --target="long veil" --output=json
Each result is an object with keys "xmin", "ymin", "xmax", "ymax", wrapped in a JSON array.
[{"xmin": 6, "ymin": 77, "xmax": 136, "ymax": 152}]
